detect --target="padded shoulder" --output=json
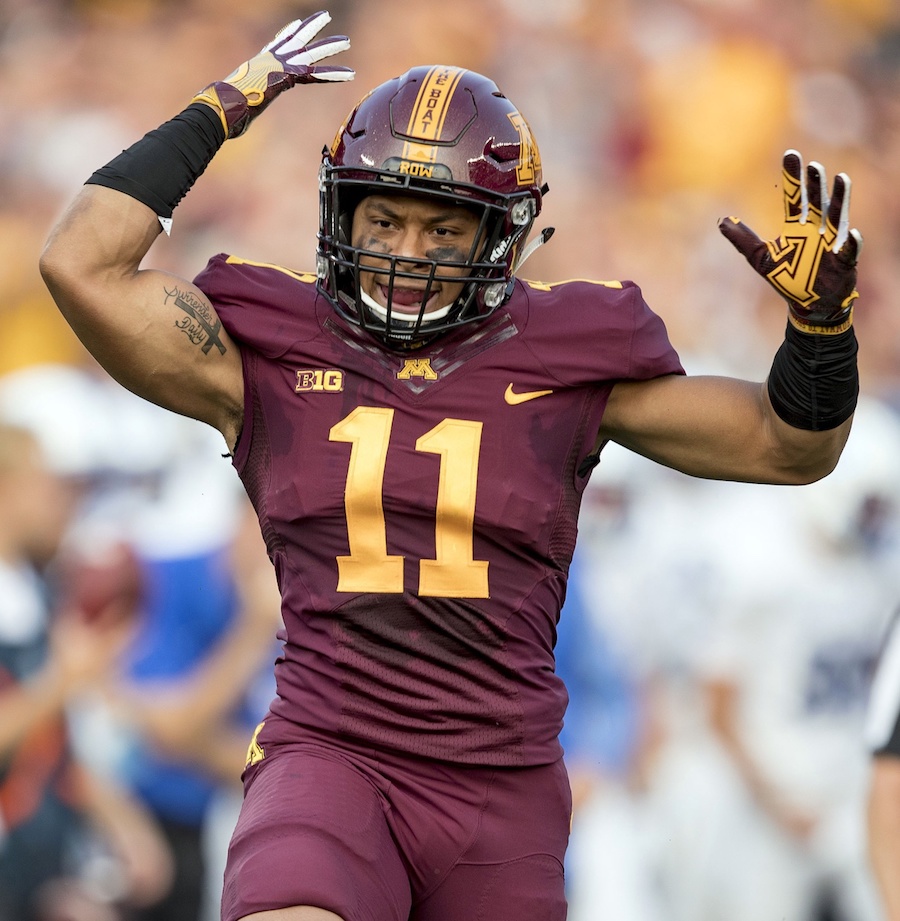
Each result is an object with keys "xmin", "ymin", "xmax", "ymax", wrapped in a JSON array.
[
  {"xmin": 193, "ymin": 254, "xmax": 320, "ymax": 359},
  {"xmin": 511, "ymin": 277, "xmax": 684, "ymax": 386}
]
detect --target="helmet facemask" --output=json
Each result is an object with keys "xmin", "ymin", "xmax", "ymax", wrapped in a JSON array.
[{"xmin": 317, "ymin": 166, "xmax": 537, "ymax": 350}]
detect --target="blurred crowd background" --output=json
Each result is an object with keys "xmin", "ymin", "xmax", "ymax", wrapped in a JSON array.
[{"xmin": 2, "ymin": 0, "xmax": 900, "ymax": 920}]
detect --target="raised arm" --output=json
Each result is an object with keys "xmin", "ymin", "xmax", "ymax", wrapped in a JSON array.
[
  {"xmin": 39, "ymin": 12, "xmax": 354, "ymax": 452},
  {"xmin": 40, "ymin": 184, "xmax": 245, "ymax": 441},
  {"xmin": 600, "ymin": 150, "xmax": 862, "ymax": 485}
]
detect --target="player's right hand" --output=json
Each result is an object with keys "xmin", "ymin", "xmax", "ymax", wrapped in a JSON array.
[{"xmin": 192, "ymin": 11, "xmax": 354, "ymax": 139}]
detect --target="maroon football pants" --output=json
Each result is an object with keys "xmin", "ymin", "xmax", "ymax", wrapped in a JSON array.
[{"xmin": 221, "ymin": 734, "xmax": 571, "ymax": 921}]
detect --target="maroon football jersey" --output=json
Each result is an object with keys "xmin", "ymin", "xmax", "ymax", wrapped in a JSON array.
[{"xmin": 194, "ymin": 256, "xmax": 683, "ymax": 766}]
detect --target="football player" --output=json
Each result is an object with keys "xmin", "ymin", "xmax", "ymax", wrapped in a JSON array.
[{"xmin": 39, "ymin": 12, "xmax": 863, "ymax": 921}]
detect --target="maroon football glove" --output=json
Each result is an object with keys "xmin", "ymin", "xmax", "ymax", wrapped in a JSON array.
[
  {"xmin": 192, "ymin": 11, "xmax": 354, "ymax": 139},
  {"xmin": 719, "ymin": 150, "xmax": 862, "ymax": 334}
]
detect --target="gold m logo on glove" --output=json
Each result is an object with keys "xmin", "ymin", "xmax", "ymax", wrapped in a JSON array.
[
  {"xmin": 766, "ymin": 161, "xmax": 849, "ymax": 310},
  {"xmin": 719, "ymin": 150, "xmax": 863, "ymax": 333}
]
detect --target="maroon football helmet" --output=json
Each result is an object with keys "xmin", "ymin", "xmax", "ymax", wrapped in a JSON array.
[{"xmin": 317, "ymin": 65, "xmax": 546, "ymax": 349}]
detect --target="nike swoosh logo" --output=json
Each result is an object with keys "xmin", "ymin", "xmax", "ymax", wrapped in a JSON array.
[{"xmin": 504, "ymin": 384, "xmax": 554, "ymax": 405}]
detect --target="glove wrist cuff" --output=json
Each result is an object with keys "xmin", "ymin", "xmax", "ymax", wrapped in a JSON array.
[{"xmin": 788, "ymin": 305, "xmax": 855, "ymax": 336}]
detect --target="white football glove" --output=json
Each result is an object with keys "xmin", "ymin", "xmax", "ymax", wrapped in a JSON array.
[{"xmin": 193, "ymin": 11, "xmax": 354, "ymax": 139}]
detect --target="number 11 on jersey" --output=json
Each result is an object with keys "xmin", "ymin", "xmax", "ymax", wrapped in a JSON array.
[{"xmin": 329, "ymin": 406, "xmax": 490, "ymax": 598}]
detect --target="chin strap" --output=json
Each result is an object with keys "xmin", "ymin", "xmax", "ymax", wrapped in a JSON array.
[
  {"xmin": 359, "ymin": 290, "xmax": 454, "ymax": 324},
  {"xmin": 513, "ymin": 227, "xmax": 555, "ymax": 274}
]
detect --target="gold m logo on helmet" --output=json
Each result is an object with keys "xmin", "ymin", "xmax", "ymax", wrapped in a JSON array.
[
  {"xmin": 397, "ymin": 358, "xmax": 438, "ymax": 380},
  {"xmin": 508, "ymin": 112, "xmax": 541, "ymax": 186}
]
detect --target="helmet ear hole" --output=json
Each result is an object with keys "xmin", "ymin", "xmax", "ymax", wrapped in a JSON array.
[
  {"xmin": 337, "ymin": 213, "xmax": 352, "ymax": 246},
  {"xmin": 337, "ymin": 186, "xmax": 367, "ymax": 243}
]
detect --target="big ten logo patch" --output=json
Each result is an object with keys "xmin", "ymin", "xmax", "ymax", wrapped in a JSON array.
[
  {"xmin": 397, "ymin": 358, "xmax": 438, "ymax": 381},
  {"xmin": 295, "ymin": 369, "xmax": 345, "ymax": 392}
]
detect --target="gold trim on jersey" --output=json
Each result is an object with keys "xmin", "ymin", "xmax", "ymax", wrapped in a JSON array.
[
  {"xmin": 225, "ymin": 255, "xmax": 316, "ymax": 283},
  {"xmin": 524, "ymin": 278, "xmax": 624, "ymax": 291}
]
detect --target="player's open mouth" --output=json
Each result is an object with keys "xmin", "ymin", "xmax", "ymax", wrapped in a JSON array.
[{"xmin": 378, "ymin": 284, "xmax": 438, "ymax": 315}]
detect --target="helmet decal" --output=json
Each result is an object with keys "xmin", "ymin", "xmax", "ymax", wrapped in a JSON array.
[
  {"xmin": 508, "ymin": 112, "xmax": 542, "ymax": 187},
  {"xmin": 403, "ymin": 66, "xmax": 465, "ymax": 142},
  {"xmin": 389, "ymin": 66, "xmax": 467, "ymax": 180}
]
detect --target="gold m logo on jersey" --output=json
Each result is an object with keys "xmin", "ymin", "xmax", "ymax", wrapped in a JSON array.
[
  {"xmin": 508, "ymin": 112, "xmax": 542, "ymax": 186},
  {"xmin": 296, "ymin": 369, "xmax": 344, "ymax": 392},
  {"xmin": 397, "ymin": 358, "xmax": 438, "ymax": 381}
]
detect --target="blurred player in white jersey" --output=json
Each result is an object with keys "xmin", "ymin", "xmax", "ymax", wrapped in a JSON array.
[
  {"xmin": 865, "ymin": 608, "xmax": 900, "ymax": 921},
  {"xmin": 575, "ymin": 397, "xmax": 900, "ymax": 921},
  {"xmin": 694, "ymin": 396, "xmax": 900, "ymax": 921}
]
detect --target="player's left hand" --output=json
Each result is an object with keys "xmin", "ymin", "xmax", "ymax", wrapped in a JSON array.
[
  {"xmin": 193, "ymin": 11, "xmax": 354, "ymax": 139},
  {"xmin": 718, "ymin": 150, "xmax": 863, "ymax": 334}
]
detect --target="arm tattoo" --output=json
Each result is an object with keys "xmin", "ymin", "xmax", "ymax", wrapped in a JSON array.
[{"xmin": 164, "ymin": 285, "xmax": 227, "ymax": 356}]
